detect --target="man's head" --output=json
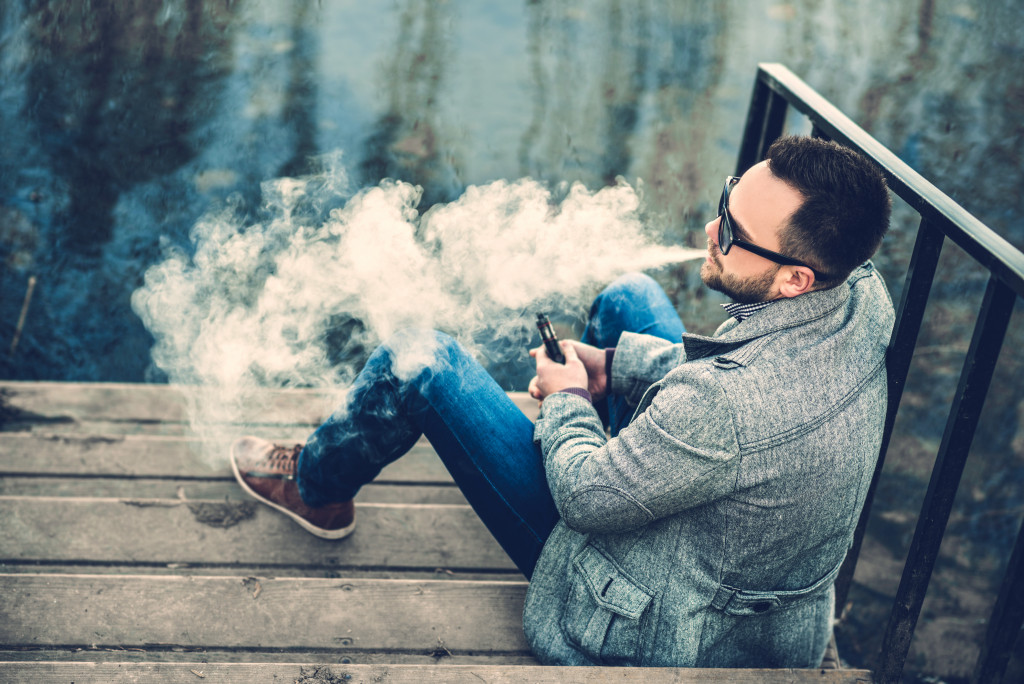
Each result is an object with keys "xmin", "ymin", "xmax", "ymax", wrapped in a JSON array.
[{"xmin": 701, "ymin": 136, "xmax": 891, "ymax": 302}]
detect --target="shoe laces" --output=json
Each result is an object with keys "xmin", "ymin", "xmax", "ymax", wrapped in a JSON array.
[{"xmin": 265, "ymin": 444, "xmax": 302, "ymax": 478}]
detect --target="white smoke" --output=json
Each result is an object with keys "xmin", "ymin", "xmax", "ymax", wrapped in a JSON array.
[{"xmin": 131, "ymin": 163, "xmax": 704, "ymax": 456}]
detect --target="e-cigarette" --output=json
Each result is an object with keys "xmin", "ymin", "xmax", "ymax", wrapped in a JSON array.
[{"xmin": 536, "ymin": 313, "xmax": 566, "ymax": 364}]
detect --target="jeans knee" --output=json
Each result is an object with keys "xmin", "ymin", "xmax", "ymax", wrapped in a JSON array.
[
  {"xmin": 381, "ymin": 328, "xmax": 463, "ymax": 381},
  {"xmin": 585, "ymin": 272, "xmax": 680, "ymax": 346},
  {"xmin": 591, "ymin": 272, "xmax": 670, "ymax": 321},
  {"xmin": 600, "ymin": 272, "xmax": 663, "ymax": 303},
  {"xmin": 384, "ymin": 327, "xmax": 453, "ymax": 351}
]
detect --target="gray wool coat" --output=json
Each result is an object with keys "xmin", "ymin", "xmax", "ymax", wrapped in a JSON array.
[{"xmin": 525, "ymin": 262, "xmax": 894, "ymax": 668}]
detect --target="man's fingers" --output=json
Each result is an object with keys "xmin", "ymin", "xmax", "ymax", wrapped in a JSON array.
[{"xmin": 532, "ymin": 344, "xmax": 550, "ymax": 362}]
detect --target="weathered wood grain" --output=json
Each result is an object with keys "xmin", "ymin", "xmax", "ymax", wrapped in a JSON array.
[
  {"xmin": 1, "ymin": 433, "xmax": 453, "ymax": 482},
  {"xmin": 0, "ymin": 380, "xmax": 860, "ymax": 680},
  {"xmin": 0, "ymin": 662, "xmax": 875, "ymax": 683},
  {"xmin": 0, "ymin": 650, "xmax": 540, "ymax": 664},
  {"xmin": 0, "ymin": 382, "xmax": 539, "ymax": 426},
  {"xmin": 0, "ymin": 496, "xmax": 517, "ymax": 571},
  {"xmin": 1, "ymin": 419, "xmax": 313, "ymax": 438},
  {"xmin": 0, "ymin": 574, "xmax": 531, "ymax": 653},
  {"xmin": 0, "ymin": 381, "xmax": 336, "ymax": 425},
  {"xmin": 0, "ymin": 476, "xmax": 467, "ymax": 504},
  {"xmin": 0, "ymin": 563, "xmax": 524, "ymax": 582}
]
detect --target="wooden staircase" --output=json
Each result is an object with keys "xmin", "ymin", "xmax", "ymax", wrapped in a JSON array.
[{"xmin": 0, "ymin": 380, "xmax": 868, "ymax": 682}]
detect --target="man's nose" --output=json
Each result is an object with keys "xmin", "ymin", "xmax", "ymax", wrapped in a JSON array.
[{"xmin": 704, "ymin": 217, "xmax": 721, "ymax": 245}]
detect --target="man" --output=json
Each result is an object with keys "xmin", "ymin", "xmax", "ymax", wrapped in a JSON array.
[{"xmin": 231, "ymin": 135, "xmax": 894, "ymax": 668}]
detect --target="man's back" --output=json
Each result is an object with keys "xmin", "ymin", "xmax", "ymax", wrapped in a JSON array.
[{"xmin": 524, "ymin": 263, "xmax": 894, "ymax": 668}]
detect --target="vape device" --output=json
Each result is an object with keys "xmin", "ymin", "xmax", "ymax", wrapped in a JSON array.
[{"xmin": 536, "ymin": 313, "xmax": 566, "ymax": 364}]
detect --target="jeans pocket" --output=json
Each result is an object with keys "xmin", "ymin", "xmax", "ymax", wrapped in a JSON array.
[{"xmin": 560, "ymin": 544, "xmax": 654, "ymax": 664}]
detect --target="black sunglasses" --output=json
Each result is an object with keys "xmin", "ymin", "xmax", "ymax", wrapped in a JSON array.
[{"xmin": 718, "ymin": 176, "xmax": 830, "ymax": 280}]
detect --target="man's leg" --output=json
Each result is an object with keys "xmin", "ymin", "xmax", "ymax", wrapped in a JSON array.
[
  {"xmin": 234, "ymin": 275, "xmax": 678, "ymax": 572},
  {"xmin": 296, "ymin": 329, "xmax": 560, "ymax": 578},
  {"xmin": 580, "ymin": 272, "xmax": 685, "ymax": 435}
]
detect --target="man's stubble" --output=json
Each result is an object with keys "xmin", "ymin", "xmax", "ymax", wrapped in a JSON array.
[{"xmin": 700, "ymin": 239, "xmax": 780, "ymax": 304}]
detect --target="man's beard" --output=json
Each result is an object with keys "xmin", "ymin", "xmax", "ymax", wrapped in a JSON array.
[{"xmin": 700, "ymin": 240, "xmax": 780, "ymax": 303}]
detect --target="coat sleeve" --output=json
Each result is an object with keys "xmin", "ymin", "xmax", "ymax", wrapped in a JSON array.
[
  {"xmin": 609, "ymin": 332, "xmax": 687, "ymax": 404},
  {"xmin": 535, "ymin": 365, "xmax": 741, "ymax": 534}
]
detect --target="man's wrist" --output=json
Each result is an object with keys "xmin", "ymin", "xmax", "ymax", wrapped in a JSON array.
[
  {"xmin": 557, "ymin": 387, "xmax": 593, "ymax": 403},
  {"xmin": 604, "ymin": 348, "xmax": 615, "ymax": 391}
]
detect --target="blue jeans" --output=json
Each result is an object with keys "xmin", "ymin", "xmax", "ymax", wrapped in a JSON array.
[{"xmin": 297, "ymin": 272, "xmax": 685, "ymax": 578}]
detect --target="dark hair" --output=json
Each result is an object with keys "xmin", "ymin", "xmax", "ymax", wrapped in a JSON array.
[{"xmin": 765, "ymin": 136, "xmax": 891, "ymax": 288}]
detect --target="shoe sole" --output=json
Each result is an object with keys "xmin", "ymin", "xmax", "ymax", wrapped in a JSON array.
[{"xmin": 230, "ymin": 442, "xmax": 356, "ymax": 541}]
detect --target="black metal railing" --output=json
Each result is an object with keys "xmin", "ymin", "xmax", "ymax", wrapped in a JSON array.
[{"xmin": 737, "ymin": 63, "xmax": 1024, "ymax": 684}]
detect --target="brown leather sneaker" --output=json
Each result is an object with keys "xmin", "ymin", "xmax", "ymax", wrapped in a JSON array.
[{"xmin": 230, "ymin": 436, "xmax": 355, "ymax": 540}]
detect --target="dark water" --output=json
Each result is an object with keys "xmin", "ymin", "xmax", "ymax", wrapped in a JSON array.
[{"xmin": 1, "ymin": 1, "xmax": 1023, "ymax": 680}]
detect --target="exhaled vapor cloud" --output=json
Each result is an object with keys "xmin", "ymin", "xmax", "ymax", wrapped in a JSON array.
[{"xmin": 131, "ymin": 163, "xmax": 704, "ymax": 460}]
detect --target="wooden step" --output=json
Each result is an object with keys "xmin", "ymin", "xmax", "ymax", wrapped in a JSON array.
[
  {"xmin": 0, "ymin": 662, "xmax": 874, "ymax": 683},
  {"xmin": 0, "ymin": 573, "xmax": 530, "ymax": 653},
  {"xmin": 0, "ymin": 496, "xmax": 516, "ymax": 572},
  {"xmin": 0, "ymin": 432, "xmax": 453, "ymax": 482},
  {"xmin": 2, "ymin": 381, "xmax": 348, "ymax": 426},
  {"xmin": 0, "ymin": 380, "xmax": 858, "ymax": 678},
  {"xmin": 0, "ymin": 476, "xmax": 468, "ymax": 503},
  {"xmin": 0, "ymin": 381, "xmax": 539, "ymax": 432}
]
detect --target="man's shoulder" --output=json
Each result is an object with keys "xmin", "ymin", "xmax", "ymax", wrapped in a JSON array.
[
  {"xmin": 849, "ymin": 260, "xmax": 893, "ymax": 303},
  {"xmin": 679, "ymin": 263, "xmax": 892, "ymax": 387},
  {"xmin": 844, "ymin": 260, "xmax": 896, "ymax": 335}
]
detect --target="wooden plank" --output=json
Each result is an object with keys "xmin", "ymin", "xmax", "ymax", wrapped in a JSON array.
[
  {"xmin": 0, "ymin": 650, "xmax": 539, "ymax": 664},
  {"xmin": 0, "ymin": 563, "xmax": 523, "ymax": 582},
  {"xmin": 0, "ymin": 477, "xmax": 468, "ymax": 504},
  {"xmin": 1, "ymin": 419, "xmax": 310, "ymax": 438},
  {"xmin": 0, "ymin": 381, "xmax": 334, "ymax": 426},
  {"xmin": 0, "ymin": 574, "xmax": 531, "ymax": 653},
  {"xmin": 0, "ymin": 662, "xmax": 875, "ymax": 683},
  {"xmin": 0, "ymin": 382, "xmax": 538, "ymax": 426},
  {"xmin": 0, "ymin": 433, "xmax": 453, "ymax": 482},
  {"xmin": 0, "ymin": 496, "xmax": 517, "ymax": 571}
]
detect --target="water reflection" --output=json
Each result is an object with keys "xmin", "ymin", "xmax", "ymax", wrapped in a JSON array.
[
  {"xmin": 277, "ymin": 0, "xmax": 318, "ymax": 178},
  {"xmin": 1, "ymin": 1, "xmax": 1023, "ymax": 680},
  {"xmin": 358, "ymin": 0, "xmax": 461, "ymax": 208},
  {"xmin": 24, "ymin": 0, "xmax": 236, "ymax": 255}
]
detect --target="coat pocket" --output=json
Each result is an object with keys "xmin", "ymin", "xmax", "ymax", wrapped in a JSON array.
[
  {"xmin": 560, "ymin": 544, "xmax": 654, "ymax": 664},
  {"xmin": 711, "ymin": 554, "xmax": 845, "ymax": 617}
]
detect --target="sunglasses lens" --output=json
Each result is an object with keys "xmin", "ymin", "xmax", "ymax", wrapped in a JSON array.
[
  {"xmin": 718, "ymin": 185, "xmax": 732, "ymax": 255},
  {"xmin": 716, "ymin": 179, "xmax": 733, "ymax": 255}
]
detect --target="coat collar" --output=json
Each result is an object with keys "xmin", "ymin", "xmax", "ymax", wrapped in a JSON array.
[{"xmin": 681, "ymin": 268, "xmax": 861, "ymax": 364}]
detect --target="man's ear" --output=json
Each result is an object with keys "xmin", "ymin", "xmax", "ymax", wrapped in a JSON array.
[{"xmin": 776, "ymin": 266, "xmax": 816, "ymax": 298}]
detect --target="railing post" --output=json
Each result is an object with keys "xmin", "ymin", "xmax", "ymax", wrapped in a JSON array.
[
  {"xmin": 972, "ymin": 516, "xmax": 1024, "ymax": 683},
  {"xmin": 876, "ymin": 275, "xmax": 1017, "ymax": 684},
  {"xmin": 834, "ymin": 218, "xmax": 944, "ymax": 613},
  {"xmin": 736, "ymin": 69, "xmax": 788, "ymax": 174},
  {"xmin": 737, "ymin": 71, "xmax": 771, "ymax": 175}
]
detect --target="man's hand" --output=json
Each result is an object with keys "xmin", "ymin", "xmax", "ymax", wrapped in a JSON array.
[
  {"xmin": 528, "ymin": 340, "xmax": 592, "ymax": 402},
  {"xmin": 567, "ymin": 340, "xmax": 609, "ymax": 401}
]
